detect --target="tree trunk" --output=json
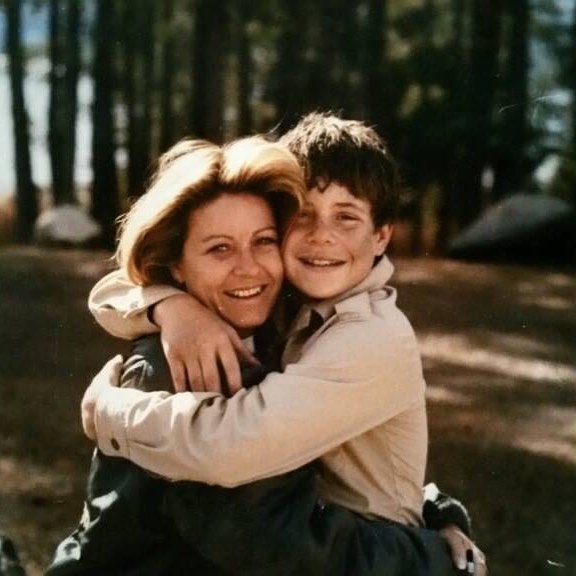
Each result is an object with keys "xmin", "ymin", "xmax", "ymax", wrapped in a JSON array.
[
  {"xmin": 6, "ymin": 0, "xmax": 38, "ymax": 242},
  {"xmin": 48, "ymin": 0, "xmax": 80, "ymax": 205},
  {"xmin": 364, "ymin": 0, "xmax": 389, "ymax": 132},
  {"xmin": 235, "ymin": 0, "xmax": 253, "ymax": 136},
  {"xmin": 437, "ymin": 0, "xmax": 468, "ymax": 250},
  {"xmin": 492, "ymin": 0, "xmax": 530, "ymax": 200},
  {"xmin": 571, "ymin": 2, "xmax": 576, "ymax": 149},
  {"xmin": 91, "ymin": 0, "xmax": 119, "ymax": 247},
  {"xmin": 455, "ymin": 0, "xmax": 503, "ymax": 228},
  {"xmin": 159, "ymin": 0, "xmax": 176, "ymax": 152},
  {"xmin": 124, "ymin": 0, "xmax": 156, "ymax": 198},
  {"xmin": 273, "ymin": 0, "xmax": 308, "ymax": 132},
  {"xmin": 190, "ymin": 0, "xmax": 229, "ymax": 141}
]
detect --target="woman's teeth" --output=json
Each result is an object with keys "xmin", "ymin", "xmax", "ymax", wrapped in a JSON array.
[{"xmin": 227, "ymin": 286, "xmax": 264, "ymax": 298}]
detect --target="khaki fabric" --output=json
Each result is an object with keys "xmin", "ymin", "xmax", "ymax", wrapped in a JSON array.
[{"xmin": 93, "ymin": 257, "xmax": 427, "ymax": 525}]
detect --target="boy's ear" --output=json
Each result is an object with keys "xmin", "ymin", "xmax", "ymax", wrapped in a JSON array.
[{"xmin": 374, "ymin": 224, "xmax": 394, "ymax": 256}]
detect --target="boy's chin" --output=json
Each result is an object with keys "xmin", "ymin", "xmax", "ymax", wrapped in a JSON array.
[{"xmin": 292, "ymin": 280, "xmax": 346, "ymax": 301}]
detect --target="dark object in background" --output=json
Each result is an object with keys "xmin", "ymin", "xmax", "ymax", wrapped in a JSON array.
[
  {"xmin": 448, "ymin": 193, "xmax": 576, "ymax": 265},
  {"xmin": 0, "ymin": 535, "xmax": 26, "ymax": 576}
]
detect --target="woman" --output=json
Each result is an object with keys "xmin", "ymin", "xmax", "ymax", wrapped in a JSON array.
[
  {"xmin": 47, "ymin": 135, "xmax": 303, "ymax": 575},
  {"xmin": 51, "ymin": 134, "xmax": 477, "ymax": 576}
]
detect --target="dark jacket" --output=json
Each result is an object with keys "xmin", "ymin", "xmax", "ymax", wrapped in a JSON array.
[{"xmin": 47, "ymin": 331, "xmax": 465, "ymax": 575}]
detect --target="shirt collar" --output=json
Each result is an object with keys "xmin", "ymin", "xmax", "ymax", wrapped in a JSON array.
[{"xmin": 291, "ymin": 255, "xmax": 395, "ymax": 331}]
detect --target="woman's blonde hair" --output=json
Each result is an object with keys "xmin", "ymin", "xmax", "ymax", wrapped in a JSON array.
[{"xmin": 116, "ymin": 136, "xmax": 305, "ymax": 286}]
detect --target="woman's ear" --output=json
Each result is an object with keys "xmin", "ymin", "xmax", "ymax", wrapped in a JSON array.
[
  {"xmin": 170, "ymin": 261, "xmax": 185, "ymax": 285},
  {"xmin": 374, "ymin": 224, "xmax": 394, "ymax": 256}
]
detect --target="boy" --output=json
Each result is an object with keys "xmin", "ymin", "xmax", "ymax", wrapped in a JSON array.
[{"xmin": 81, "ymin": 113, "xmax": 483, "ymax": 574}]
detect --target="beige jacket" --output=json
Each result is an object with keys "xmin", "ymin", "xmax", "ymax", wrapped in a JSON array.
[{"xmin": 91, "ymin": 257, "xmax": 428, "ymax": 525}]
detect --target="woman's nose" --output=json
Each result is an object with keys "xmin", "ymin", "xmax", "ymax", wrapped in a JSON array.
[{"xmin": 233, "ymin": 249, "xmax": 261, "ymax": 275}]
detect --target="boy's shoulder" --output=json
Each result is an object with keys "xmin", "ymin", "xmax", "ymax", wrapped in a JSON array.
[
  {"xmin": 332, "ymin": 286, "xmax": 398, "ymax": 322},
  {"xmin": 307, "ymin": 287, "xmax": 418, "ymax": 359}
]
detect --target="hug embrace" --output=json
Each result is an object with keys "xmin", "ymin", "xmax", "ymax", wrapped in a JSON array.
[{"xmin": 44, "ymin": 112, "xmax": 486, "ymax": 575}]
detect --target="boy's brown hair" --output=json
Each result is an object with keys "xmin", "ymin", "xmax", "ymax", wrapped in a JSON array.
[{"xmin": 279, "ymin": 112, "xmax": 399, "ymax": 227}]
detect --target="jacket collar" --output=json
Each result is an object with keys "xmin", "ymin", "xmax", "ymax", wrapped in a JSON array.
[{"xmin": 290, "ymin": 255, "xmax": 394, "ymax": 333}]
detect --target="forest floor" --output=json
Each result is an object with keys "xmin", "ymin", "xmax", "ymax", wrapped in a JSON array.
[{"xmin": 1, "ymin": 246, "xmax": 575, "ymax": 576}]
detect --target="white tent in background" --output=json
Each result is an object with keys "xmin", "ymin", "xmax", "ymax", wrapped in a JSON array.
[{"xmin": 34, "ymin": 204, "xmax": 101, "ymax": 245}]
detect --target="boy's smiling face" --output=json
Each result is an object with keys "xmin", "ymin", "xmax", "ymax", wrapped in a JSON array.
[{"xmin": 282, "ymin": 182, "xmax": 393, "ymax": 300}]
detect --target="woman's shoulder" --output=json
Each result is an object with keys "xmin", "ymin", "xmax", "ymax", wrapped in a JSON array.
[{"xmin": 122, "ymin": 335, "xmax": 172, "ymax": 392}]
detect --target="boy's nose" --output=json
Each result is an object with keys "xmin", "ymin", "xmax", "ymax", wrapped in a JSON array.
[{"xmin": 307, "ymin": 219, "xmax": 335, "ymax": 244}]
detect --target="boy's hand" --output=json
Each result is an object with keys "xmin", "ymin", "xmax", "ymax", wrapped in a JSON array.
[
  {"xmin": 153, "ymin": 294, "xmax": 259, "ymax": 395},
  {"xmin": 439, "ymin": 525, "xmax": 487, "ymax": 575},
  {"xmin": 81, "ymin": 355, "xmax": 123, "ymax": 441}
]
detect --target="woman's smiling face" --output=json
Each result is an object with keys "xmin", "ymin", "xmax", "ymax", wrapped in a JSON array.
[{"xmin": 171, "ymin": 192, "xmax": 284, "ymax": 337}]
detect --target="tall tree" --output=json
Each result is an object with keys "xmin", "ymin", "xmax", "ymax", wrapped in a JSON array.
[
  {"xmin": 159, "ymin": 0, "xmax": 176, "ymax": 152},
  {"xmin": 437, "ymin": 0, "xmax": 469, "ymax": 249},
  {"xmin": 571, "ymin": 0, "xmax": 576, "ymax": 149},
  {"xmin": 272, "ymin": 0, "xmax": 308, "ymax": 131},
  {"xmin": 455, "ymin": 0, "xmax": 503, "ymax": 228},
  {"xmin": 91, "ymin": 0, "xmax": 119, "ymax": 246},
  {"xmin": 190, "ymin": 0, "xmax": 229, "ymax": 140},
  {"xmin": 364, "ymin": 0, "xmax": 389, "ymax": 130},
  {"xmin": 234, "ymin": 0, "xmax": 253, "ymax": 136},
  {"xmin": 6, "ymin": 0, "xmax": 38, "ymax": 242},
  {"xmin": 123, "ymin": 0, "xmax": 156, "ymax": 198},
  {"xmin": 48, "ymin": 0, "xmax": 81, "ymax": 205},
  {"xmin": 492, "ymin": 0, "xmax": 530, "ymax": 199}
]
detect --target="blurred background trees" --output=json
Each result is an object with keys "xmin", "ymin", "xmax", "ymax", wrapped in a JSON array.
[{"xmin": 1, "ymin": 0, "xmax": 575, "ymax": 250}]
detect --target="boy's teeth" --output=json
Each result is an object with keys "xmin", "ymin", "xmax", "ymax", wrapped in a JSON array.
[
  {"xmin": 229, "ymin": 287, "xmax": 263, "ymax": 298},
  {"xmin": 304, "ymin": 258, "xmax": 339, "ymax": 267}
]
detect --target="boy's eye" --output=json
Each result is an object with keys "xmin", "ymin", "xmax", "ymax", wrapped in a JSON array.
[
  {"xmin": 295, "ymin": 208, "xmax": 314, "ymax": 220},
  {"xmin": 336, "ymin": 212, "xmax": 359, "ymax": 222}
]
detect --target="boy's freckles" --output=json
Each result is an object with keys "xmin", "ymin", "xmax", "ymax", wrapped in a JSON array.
[{"xmin": 282, "ymin": 183, "xmax": 392, "ymax": 300}]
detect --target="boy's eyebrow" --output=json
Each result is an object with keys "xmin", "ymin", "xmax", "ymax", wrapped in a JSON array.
[{"xmin": 333, "ymin": 201, "xmax": 366, "ymax": 210}]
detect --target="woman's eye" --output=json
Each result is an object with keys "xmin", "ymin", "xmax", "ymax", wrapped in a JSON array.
[
  {"xmin": 207, "ymin": 244, "xmax": 230, "ymax": 254},
  {"xmin": 256, "ymin": 235, "xmax": 279, "ymax": 246}
]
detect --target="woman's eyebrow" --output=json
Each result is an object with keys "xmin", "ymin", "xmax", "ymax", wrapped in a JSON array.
[
  {"xmin": 201, "ymin": 234, "xmax": 232, "ymax": 243},
  {"xmin": 255, "ymin": 226, "xmax": 279, "ymax": 234},
  {"xmin": 201, "ymin": 226, "xmax": 277, "ymax": 243}
]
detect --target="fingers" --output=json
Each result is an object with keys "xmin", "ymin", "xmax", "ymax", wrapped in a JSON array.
[
  {"xmin": 103, "ymin": 354, "xmax": 124, "ymax": 383},
  {"xmin": 439, "ymin": 525, "xmax": 487, "ymax": 575},
  {"xmin": 230, "ymin": 330, "xmax": 260, "ymax": 366},
  {"xmin": 168, "ymin": 357, "xmax": 188, "ymax": 393},
  {"xmin": 451, "ymin": 536, "xmax": 469, "ymax": 572},
  {"xmin": 81, "ymin": 355, "xmax": 124, "ymax": 441},
  {"xmin": 161, "ymin": 329, "xmax": 250, "ymax": 394},
  {"xmin": 217, "ymin": 345, "xmax": 242, "ymax": 395},
  {"xmin": 199, "ymin": 349, "xmax": 223, "ymax": 394},
  {"xmin": 471, "ymin": 546, "xmax": 488, "ymax": 576}
]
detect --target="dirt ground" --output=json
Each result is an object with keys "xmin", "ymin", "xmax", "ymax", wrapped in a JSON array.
[{"xmin": 1, "ymin": 246, "xmax": 575, "ymax": 575}]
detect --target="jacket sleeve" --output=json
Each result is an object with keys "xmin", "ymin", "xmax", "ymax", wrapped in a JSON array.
[
  {"xmin": 94, "ymin": 318, "xmax": 424, "ymax": 486},
  {"xmin": 423, "ymin": 483, "xmax": 472, "ymax": 536},
  {"xmin": 88, "ymin": 270, "xmax": 184, "ymax": 340}
]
